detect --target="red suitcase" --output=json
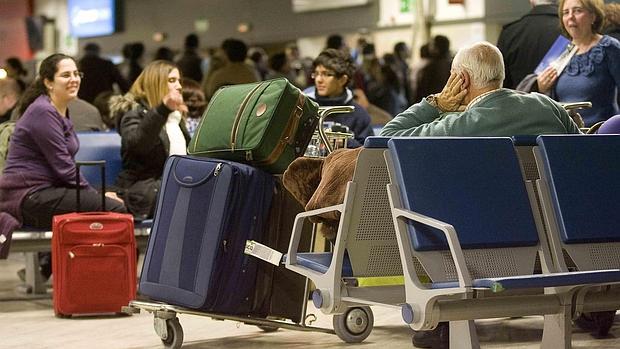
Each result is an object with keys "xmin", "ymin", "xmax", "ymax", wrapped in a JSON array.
[{"xmin": 52, "ymin": 161, "xmax": 136, "ymax": 317}]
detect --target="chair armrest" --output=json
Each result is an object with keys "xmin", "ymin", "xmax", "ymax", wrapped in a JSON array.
[
  {"xmin": 392, "ymin": 207, "xmax": 473, "ymax": 288},
  {"xmin": 286, "ymin": 203, "xmax": 344, "ymax": 265}
]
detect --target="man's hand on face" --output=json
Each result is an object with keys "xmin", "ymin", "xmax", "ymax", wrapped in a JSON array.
[{"xmin": 436, "ymin": 72, "xmax": 468, "ymax": 112}]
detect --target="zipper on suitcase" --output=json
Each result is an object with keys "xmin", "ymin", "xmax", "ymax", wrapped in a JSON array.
[
  {"xmin": 214, "ymin": 163, "xmax": 223, "ymax": 176},
  {"xmin": 231, "ymin": 82, "xmax": 265, "ymax": 151},
  {"xmin": 68, "ymin": 243, "xmax": 105, "ymax": 258}
]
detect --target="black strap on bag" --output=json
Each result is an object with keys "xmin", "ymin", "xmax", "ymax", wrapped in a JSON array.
[{"xmin": 75, "ymin": 160, "xmax": 106, "ymax": 212}]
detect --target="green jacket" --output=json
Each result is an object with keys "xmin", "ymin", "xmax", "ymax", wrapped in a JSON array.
[{"xmin": 380, "ymin": 89, "xmax": 581, "ymax": 137}]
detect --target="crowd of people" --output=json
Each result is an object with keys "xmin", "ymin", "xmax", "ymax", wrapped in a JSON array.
[{"xmin": 1, "ymin": 32, "xmax": 455, "ymax": 145}]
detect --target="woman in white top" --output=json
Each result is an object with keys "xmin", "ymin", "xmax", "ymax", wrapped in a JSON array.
[{"xmin": 110, "ymin": 60, "xmax": 190, "ymax": 219}]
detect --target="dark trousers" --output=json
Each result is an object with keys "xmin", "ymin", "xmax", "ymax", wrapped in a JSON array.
[
  {"xmin": 22, "ymin": 186, "xmax": 126, "ymax": 229},
  {"xmin": 21, "ymin": 186, "xmax": 127, "ymax": 277}
]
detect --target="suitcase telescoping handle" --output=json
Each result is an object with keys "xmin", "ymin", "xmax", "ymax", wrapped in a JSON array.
[
  {"xmin": 75, "ymin": 160, "xmax": 106, "ymax": 212},
  {"xmin": 316, "ymin": 105, "xmax": 355, "ymax": 154}
]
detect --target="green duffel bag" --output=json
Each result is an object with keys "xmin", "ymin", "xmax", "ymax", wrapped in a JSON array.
[{"xmin": 188, "ymin": 78, "xmax": 319, "ymax": 174}]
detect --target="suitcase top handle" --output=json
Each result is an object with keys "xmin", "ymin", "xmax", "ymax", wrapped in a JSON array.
[{"xmin": 172, "ymin": 157, "xmax": 225, "ymax": 187}]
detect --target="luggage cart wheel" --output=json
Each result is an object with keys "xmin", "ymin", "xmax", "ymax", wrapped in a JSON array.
[
  {"xmin": 333, "ymin": 306, "xmax": 374, "ymax": 343},
  {"xmin": 157, "ymin": 317, "xmax": 184, "ymax": 349}
]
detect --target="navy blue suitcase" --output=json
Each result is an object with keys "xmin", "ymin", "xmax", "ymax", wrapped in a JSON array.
[{"xmin": 139, "ymin": 155, "xmax": 274, "ymax": 314}]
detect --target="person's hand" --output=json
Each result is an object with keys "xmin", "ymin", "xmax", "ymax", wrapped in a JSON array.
[
  {"xmin": 436, "ymin": 72, "xmax": 468, "ymax": 112},
  {"xmin": 536, "ymin": 66, "xmax": 558, "ymax": 94},
  {"xmin": 163, "ymin": 88, "xmax": 184, "ymax": 111},
  {"xmin": 105, "ymin": 191, "xmax": 124, "ymax": 204}
]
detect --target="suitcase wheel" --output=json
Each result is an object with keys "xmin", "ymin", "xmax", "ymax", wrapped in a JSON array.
[
  {"xmin": 157, "ymin": 317, "xmax": 184, "ymax": 349},
  {"xmin": 54, "ymin": 312, "xmax": 72, "ymax": 319},
  {"xmin": 333, "ymin": 306, "xmax": 374, "ymax": 343}
]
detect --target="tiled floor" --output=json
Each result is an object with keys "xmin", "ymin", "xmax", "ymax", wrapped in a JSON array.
[{"xmin": 1, "ymin": 253, "xmax": 619, "ymax": 349}]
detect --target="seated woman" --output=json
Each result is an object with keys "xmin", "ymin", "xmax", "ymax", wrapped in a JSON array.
[
  {"xmin": 110, "ymin": 60, "xmax": 190, "ymax": 220},
  {"xmin": 0, "ymin": 53, "xmax": 126, "ymax": 274},
  {"xmin": 303, "ymin": 48, "xmax": 374, "ymax": 148}
]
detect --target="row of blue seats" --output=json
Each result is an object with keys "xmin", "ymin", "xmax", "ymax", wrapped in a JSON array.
[{"xmin": 285, "ymin": 134, "xmax": 620, "ymax": 346}]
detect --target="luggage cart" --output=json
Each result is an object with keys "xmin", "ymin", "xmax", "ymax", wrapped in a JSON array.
[
  {"xmin": 122, "ymin": 105, "xmax": 372, "ymax": 348},
  {"xmin": 306, "ymin": 105, "xmax": 355, "ymax": 157},
  {"xmin": 122, "ymin": 300, "xmax": 334, "ymax": 349}
]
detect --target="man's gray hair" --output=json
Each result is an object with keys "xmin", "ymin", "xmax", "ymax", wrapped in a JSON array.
[{"xmin": 451, "ymin": 41, "xmax": 505, "ymax": 89}]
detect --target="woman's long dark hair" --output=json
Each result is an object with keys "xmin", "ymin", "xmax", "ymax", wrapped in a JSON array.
[{"xmin": 17, "ymin": 53, "xmax": 75, "ymax": 115}]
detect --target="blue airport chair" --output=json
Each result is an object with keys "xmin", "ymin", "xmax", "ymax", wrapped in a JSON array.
[{"xmin": 385, "ymin": 137, "xmax": 620, "ymax": 348}]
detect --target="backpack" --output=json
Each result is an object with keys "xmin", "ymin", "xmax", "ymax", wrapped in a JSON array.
[{"xmin": 0, "ymin": 121, "xmax": 16, "ymax": 173}]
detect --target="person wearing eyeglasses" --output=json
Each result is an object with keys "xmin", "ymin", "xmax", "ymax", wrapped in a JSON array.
[
  {"xmin": 0, "ymin": 54, "xmax": 126, "ymax": 270},
  {"xmin": 304, "ymin": 48, "xmax": 373, "ymax": 148},
  {"xmin": 109, "ymin": 60, "xmax": 190, "ymax": 220}
]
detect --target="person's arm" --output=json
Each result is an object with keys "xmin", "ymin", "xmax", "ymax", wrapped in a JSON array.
[
  {"xmin": 28, "ymin": 106, "xmax": 87, "ymax": 187},
  {"xmin": 119, "ymin": 89, "xmax": 184, "ymax": 156},
  {"xmin": 119, "ymin": 103, "xmax": 170, "ymax": 156},
  {"xmin": 380, "ymin": 99, "xmax": 440, "ymax": 136},
  {"xmin": 381, "ymin": 72, "xmax": 467, "ymax": 136},
  {"xmin": 536, "ymin": 93, "xmax": 583, "ymax": 134},
  {"xmin": 553, "ymin": 98, "xmax": 583, "ymax": 134},
  {"xmin": 607, "ymin": 38, "xmax": 620, "ymax": 91}
]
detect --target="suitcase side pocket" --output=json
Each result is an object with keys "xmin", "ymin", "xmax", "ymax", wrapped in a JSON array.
[{"xmin": 60, "ymin": 244, "xmax": 132, "ymax": 314}]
